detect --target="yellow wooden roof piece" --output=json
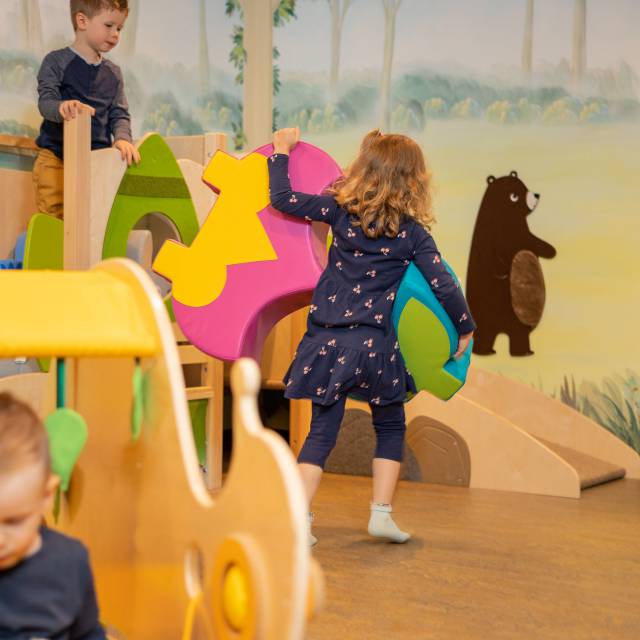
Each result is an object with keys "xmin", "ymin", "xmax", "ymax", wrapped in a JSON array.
[{"xmin": 0, "ymin": 270, "xmax": 160, "ymax": 357}]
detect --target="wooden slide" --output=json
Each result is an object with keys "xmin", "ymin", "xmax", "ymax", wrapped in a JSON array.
[
  {"xmin": 401, "ymin": 367, "xmax": 640, "ymax": 499},
  {"xmin": 0, "ymin": 259, "xmax": 322, "ymax": 639}
]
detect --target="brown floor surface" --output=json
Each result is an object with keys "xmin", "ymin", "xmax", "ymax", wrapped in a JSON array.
[{"xmin": 306, "ymin": 474, "xmax": 640, "ymax": 640}]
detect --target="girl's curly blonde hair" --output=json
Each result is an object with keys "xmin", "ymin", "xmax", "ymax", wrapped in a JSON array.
[{"xmin": 328, "ymin": 129, "xmax": 434, "ymax": 239}]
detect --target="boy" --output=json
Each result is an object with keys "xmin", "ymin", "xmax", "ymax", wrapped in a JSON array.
[
  {"xmin": 0, "ymin": 393, "xmax": 105, "ymax": 638},
  {"xmin": 33, "ymin": 0, "xmax": 140, "ymax": 218}
]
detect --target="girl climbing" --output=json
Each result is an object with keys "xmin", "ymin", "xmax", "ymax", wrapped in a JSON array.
[{"xmin": 269, "ymin": 128, "xmax": 475, "ymax": 545}]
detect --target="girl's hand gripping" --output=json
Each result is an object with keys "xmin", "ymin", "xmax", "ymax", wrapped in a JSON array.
[{"xmin": 273, "ymin": 127, "xmax": 301, "ymax": 155}]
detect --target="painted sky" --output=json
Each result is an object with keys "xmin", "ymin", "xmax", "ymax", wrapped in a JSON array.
[{"xmin": 1, "ymin": 0, "xmax": 638, "ymax": 79}]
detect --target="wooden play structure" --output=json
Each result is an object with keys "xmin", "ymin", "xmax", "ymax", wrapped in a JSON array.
[
  {"xmin": 3, "ymin": 107, "xmax": 639, "ymax": 521},
  {"xmin": 0, "ymin": 259, "xmax": 323, "ymax": 639},
  {"xmin": 0, "ymin": 110, "xmax": 325, "ymax": 466},
  {"xmin": 0, "ymin": 115, "xmax": 326, "ymax": 638}
]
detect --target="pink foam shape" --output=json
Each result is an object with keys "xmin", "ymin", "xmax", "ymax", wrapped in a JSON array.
[{"xmin": 172, "ymin": 141, "xmax": 342, "ymax": 361}]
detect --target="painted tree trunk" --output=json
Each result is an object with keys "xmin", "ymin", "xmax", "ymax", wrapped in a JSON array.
[
  {"xmin": 522, "ymin": 0, "xmax": 534, "ymax": 78},
  {"xmin": 120, "ymin": 1, "xmax": 139, "ymax": 58},
  {"xmin": 329, "ymin": 0, "xmax": 351, "ymax": 104},
  {"xmin": 239, "ymin": 0, "xmax": 280, "ymax": 150},
  {"xmin": 198, "ymin": 0, "xmax": 211, "ymax": 96},
  {"xmin": 379, "ymin": 0, "xmax": 401, "ymax": 131},
  {"xmin": 21, "ymin": 0, "xmax": 43, "ymax": 57},
  {"xmin": 571, "ymin": 0, "xmax": 587, "ymax": 90}
]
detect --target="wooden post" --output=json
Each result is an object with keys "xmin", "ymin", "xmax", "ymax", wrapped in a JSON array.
[
  {"xmin": 288, "ymin": 307, "xmax": 311, "ymax": 456},
  {"xmin": 62, "ymin": 107, "xmax": 93, "ymax": 412},
  {"xmin": 63, "ymin": 107, "xmax": 92, "ymax": 270},
  {"xmin": 204, "ymin": 131, "xmax": 227, "ymax": 164},
  {"xmin": 238, "ymin": 0, "xmax": 280, "ymax": 150}
]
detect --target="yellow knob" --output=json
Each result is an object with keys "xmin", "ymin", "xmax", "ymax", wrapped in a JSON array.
[{"xmin": 222, "ymin": 564, "xmax": 249, "ymax": 631}]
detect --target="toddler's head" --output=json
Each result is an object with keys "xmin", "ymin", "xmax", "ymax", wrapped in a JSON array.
[
  {"xmin": 0, "ymin": 393, "xmax": 57, "ymax": 570},
  {"xmin": 70, "ymin": 0, "xmax": 129, "ymax": 54},
  {"xmin": 331, "ymin": 129, "xmax": 434, "ymax": 238}
]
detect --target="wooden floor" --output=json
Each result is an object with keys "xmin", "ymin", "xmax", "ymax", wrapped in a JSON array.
[{"xmin": 306, "ymin": 474, "xmax": 640, "ymax": 640}]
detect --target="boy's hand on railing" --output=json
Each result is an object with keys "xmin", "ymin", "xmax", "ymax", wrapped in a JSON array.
[
  {"xmin": 273, "ymin": 127, "xmax": 300, "ymax": 155},
  {"xmin": 59, "ymin": 100, "xmax": 95, "ymax": 121},
  {"xmin": 454, "ymin": 332, "xmax": 474, "ymax": 360},
  {"xmin": 114, "ymin": 139, "xmax": 141, "ymax": 165}
]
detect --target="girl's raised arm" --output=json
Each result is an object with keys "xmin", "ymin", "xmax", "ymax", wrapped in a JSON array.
[{"xmin": 268, "ymin": 151, "xmax": 338, "ymax": 224}]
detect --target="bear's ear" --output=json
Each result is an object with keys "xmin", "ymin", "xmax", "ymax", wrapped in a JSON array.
[
  {"xmin": 487, "ymin": 175, "xmax": 496, "ymax": 184},
  {"xmin": 510, "ymin": 170, "xmax": 518, "ymax": 178}
]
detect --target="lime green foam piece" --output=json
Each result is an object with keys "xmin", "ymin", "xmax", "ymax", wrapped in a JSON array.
[
  {"xmin": 24, "ymin": 214, "xmax": 63, "ymax": 374},
  {"xmin": 120, "ymin": 134, "xmax": 189, "ymax": 180},
  {"xmin": 45, "ymin": 408, "xmax": 88, "ymax": 492},
  {"xmin": 164, "ymin": 294, "xmax": 176, "ymax": 322},
  {"xmin": 397, "ymin": 298, "xmax": 463, "ymax": 400},
  {"xmin": 102, "ymin": 134, "xmax": 200, "ymax": 260},
  {"xmin": 23, "ymin": 213, "xmax": 64, "ymax": 270},
  {"xmin": 131, "ymin": 363, "xmax": 145, "ymax": 441},
  {"xmin": 189, "ymin": 399, "xmax": 208, "ymax": 467}
]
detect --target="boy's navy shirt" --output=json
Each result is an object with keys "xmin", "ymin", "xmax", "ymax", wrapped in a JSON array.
[
  {"xmin": 0, "ymin": 526, "xmax": 105, "ymax": 639},
  {"xmin": 35, "ymin": 47, "xmax": 132, "ymax": 160}
]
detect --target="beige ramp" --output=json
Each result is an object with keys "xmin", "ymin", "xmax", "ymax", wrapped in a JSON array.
[
  {"xmin": 404, "ymin": 392, "xmax": 583, "ymax": 498},
  {"xmin": 461, "ymin": 368, "xmax": 640, "ymax": 480}
]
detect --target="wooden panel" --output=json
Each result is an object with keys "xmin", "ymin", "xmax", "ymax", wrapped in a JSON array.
[
  {"xmin": 260, "ymin": 311, "xmax": 294, "ymax": 385},
  {"xmin": 88, "ymin": 147, "xmax": 127, "ymax": 266},
  {"xmin": 179, "ymin": 344, "xmax": 212, "ymax": 366},
  {"xmin": 166, "ymin": 132, "xmax": 227, "ymax": 166},
  {"xmin": 165, "ymin": 135, "xmax": 205, "ymax": 164},
  {"xmin": 178, "ymin": 159, "xmax": 217, "ymax": 227},
  {"xmin": 0, "ymin": 372, "xmax": 56, "ymax": 419},
  {"xmin": 0, "ymin": 168, "xmax": 37, "ymax": 259}
]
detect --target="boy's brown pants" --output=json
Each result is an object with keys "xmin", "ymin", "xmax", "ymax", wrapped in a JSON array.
[{"xmin": 32, "ymin": 148, "xmax": 64, "ymax": 219}]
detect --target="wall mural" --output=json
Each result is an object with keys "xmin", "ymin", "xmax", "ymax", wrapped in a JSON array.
[{"xmin": 1, "ymin": 0, "xmax": 638, "ymax": 453}]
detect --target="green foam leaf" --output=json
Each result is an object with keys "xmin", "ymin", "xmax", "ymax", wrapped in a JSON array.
[
  {"xmin": 131, "ymin": 363, "xmax": 146, "ymax": 441},
  {"xmin": 398, "ymin": 298, "xmax": 463, "ymax": 400},
  {"xmin": 45, "ymin": 409, "xmax": 88, "ymax": 493},
  {"xmin": 189, "ymin": 399, "xmax": 208, "ymax": 467},
  {"xmin": 23, "ymin": 213, "xmax": 63, "ymax": 270}
]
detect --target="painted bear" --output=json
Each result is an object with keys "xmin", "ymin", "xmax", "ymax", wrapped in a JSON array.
[{"xmin": 466, "ymin": 171, "xmax": 556, "ymax": 356}]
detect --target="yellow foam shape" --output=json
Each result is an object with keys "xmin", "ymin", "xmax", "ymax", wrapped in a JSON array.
[
  {"xmin": 153, "ymin": 151, "xmax": 277, "ymax": 308},
  {"xmin": 0, "ymin": 270, "xmax": 159, "ymax": 357}
]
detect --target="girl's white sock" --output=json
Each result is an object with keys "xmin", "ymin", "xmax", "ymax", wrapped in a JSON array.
[
  {"xmin": 308, "ymin": 512, "xmax": 318, "ymax": 547},
  {"xmin": 368, "ymin": 503, "xmax": 410, "ymax": 543}
]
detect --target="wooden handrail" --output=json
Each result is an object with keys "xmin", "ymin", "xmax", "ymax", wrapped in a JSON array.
[{"xmin": 0, "ymin": 134, "xmax": 38, "ymax": 157}]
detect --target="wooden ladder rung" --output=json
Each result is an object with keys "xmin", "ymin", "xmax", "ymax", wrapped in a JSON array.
[{"xmin": 186, "ymin": 387, "xmax": 215, "ymax": 401}]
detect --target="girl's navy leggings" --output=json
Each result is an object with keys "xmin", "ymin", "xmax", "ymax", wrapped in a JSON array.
[{"xmin": 297, "ymin": 395, "xmax": 406, "ymax": 469}]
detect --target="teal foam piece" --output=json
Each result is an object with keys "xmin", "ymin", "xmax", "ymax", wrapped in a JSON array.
[{"xmin": 392, "ymin": 262, "xmax": 473, "ymax": 400}]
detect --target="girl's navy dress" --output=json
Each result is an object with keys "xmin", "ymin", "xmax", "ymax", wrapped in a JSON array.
[{"xmin": 268, "ymin": 153, "xmax": 475, "ymax": 407}]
